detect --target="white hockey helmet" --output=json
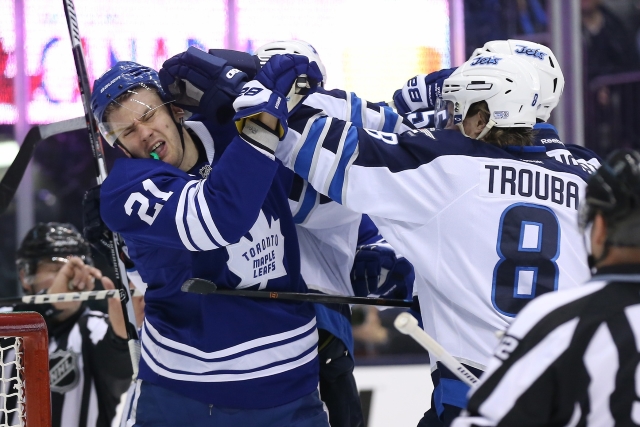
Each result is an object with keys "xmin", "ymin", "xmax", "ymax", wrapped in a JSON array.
[
  {"xmin": 471, "ymin": 40, "xmax": 564, "ymax": 122},
  {"xmin": 437, "ymin": 54, "xmax": 540, "ymax": 139},
  {"xmin": 255, "ymin": 40, "xmax": 327, "ymax": 86}
]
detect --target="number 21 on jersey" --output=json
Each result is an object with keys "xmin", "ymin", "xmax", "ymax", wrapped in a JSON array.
[{"xmin": 492, "ymin": 203, "xmax": 560, "ymax": 317}]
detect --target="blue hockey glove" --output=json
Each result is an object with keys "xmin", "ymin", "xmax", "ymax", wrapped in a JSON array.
[
  {"xmin": 373, "ymin": 256, "xmax": 415, "ymax": 300},
  {"xmin": 159, "ymin": 46, "xmax": 249, "ymax": 124},
  {"xmin": 233, "ymin": 54, "xmax": 323, "ymax": 139},
  {"xmin": 350, "ymin": 243, "xmax": 397, "ymax": 297},
  {"xmin": 392, "ymin": 68, "xmax": 456, "ymax": 115}
]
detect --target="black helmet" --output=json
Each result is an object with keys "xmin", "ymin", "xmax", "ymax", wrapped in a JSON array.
[
  {"xmin": 16, "ymin": 222, "xmax": 92, "ymax": 275},
  {"xmin": 579, "ymin": 149, "xmax": 640, "ymax": 246}
]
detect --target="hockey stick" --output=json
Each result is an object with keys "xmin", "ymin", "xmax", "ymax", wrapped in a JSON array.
[
  {"xmin": 62, "ymin": 0, "xmax": 141, "ymax": 374},
  {"xmin": 0, "ymin": 116, "xmax": 85, "ymax": 214},
  {"xmin": 394, "ymin": 312, "xmax": 479, "ymax": 386},
  {"xmin": 182, "ymin": 278, "xmax": 412, "ymax": 307},
  {"xmin": 0, "ymin": 288, "xmax": 144, "ymax": 307}
]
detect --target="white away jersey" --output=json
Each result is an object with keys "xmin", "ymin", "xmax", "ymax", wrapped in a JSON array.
[{"xmin": 278, "ymin": 111, "xmax": 593, "ymax": 369}]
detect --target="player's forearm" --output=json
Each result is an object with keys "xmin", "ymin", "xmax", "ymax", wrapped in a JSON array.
[
  {"xmin": 101, "ymin": 148, "xmax": 278, "ymax": 251},
  {"xmin": 304, "ymin": 89, "xmax": 413, "ymax": 133}
]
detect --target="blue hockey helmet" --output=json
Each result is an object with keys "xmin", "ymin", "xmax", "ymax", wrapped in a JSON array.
[{"xmin": 91, "ymin": 61, "xmax": 168, "ymax": 146}]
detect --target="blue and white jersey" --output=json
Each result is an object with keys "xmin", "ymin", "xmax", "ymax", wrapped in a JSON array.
[
  {"xmin": 100, "ymin": 120, "xmax": 318, "ymax": 409},
  {"xmin": 285, "ymin": 91, "xmax": 412, "ymax": 354},
  {"xmin": 278, "ymin": 110, "xmax": 594, "ymax": 371}
]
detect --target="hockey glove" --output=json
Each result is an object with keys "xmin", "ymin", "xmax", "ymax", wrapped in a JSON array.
[
  {"xmin": 392, "ymin": 68, "xmax": 456, "ymax": 115},
  {"xmin": 160, "ymin": 46, "xmax": 249, "ymax": 124},
  {"xmin": 351, "ymin": 243, "xmax": 397, "ymax": 297},
  {"xmin": 82, "ymin": 185, "xmax": 134, "ymax": 270},
  {"xmin": 372, "ymin": 256, "xmax": 415, "ymax": 300},
  {"xmin": 233, "ymin": 54, "xmax": 323, "ymax": 139}
]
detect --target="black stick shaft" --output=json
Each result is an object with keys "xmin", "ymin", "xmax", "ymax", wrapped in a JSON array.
[
  {"xmin": 182, "ymin": 279, "xmax": 411, "ymax": 307},
  {"xmin": 62, "ymin": 0, "xmax": 139, "ymax": 344},
  {"xmin": 0, "ymin": 117, "xmax": 85, "ymax": 214},
  {"xmin": 213, "ymin": 289, "xmax": 412, "ymax": 307}
]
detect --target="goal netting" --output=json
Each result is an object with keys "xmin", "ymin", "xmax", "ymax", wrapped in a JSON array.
[{"xmin": 0, "ymin": 312, "xmax": 50, "ymax": 427}]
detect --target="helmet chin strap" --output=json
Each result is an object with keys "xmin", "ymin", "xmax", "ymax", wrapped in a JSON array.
[
  {"xmin": 456, "ymin": 119, "xmax": 496, "ymax": 140},
  {"xmin": 475, "ymin": 119, "xmax": 496, "ymax": 140}
]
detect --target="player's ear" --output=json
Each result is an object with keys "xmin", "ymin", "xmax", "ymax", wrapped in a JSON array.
[{"xmin": 171, "ymin": 105, "xmax": 185, "ymax": 120}]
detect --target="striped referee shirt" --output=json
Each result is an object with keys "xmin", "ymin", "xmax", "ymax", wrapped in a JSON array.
[
  {"xmin": 0, "ymin": 306, "xmax": 132, "ymax": 427},
  {"xmin": 452, "ymin": 264, "xmax": 640, "ymax": 427}
]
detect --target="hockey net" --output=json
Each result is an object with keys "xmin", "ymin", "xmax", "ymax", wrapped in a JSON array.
[{"xmin": 0, "ymin": 312, "xmax": 50, "ymax": 427}]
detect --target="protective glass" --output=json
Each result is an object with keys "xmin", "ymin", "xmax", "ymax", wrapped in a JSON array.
[
  {"xmin": 98, "ymin": 98, "xmax": 174, "ymax": 146},
  {"xmin": 434, "ymin": 98, "xmax": 456, "ymax": 130}
]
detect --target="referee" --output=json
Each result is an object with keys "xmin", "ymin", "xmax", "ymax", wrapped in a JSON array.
[{"xmin": 452, "ymin": 148, "xmax": 640, "ymax": 427}]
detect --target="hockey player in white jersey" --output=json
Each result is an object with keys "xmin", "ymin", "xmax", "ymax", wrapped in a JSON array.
[
  {"xmin": 394, "ymin": 39, "xmax": 601, "ymax": 173},
  {"xmin": 452, "ymin": 149, "xmax": 640, "ymax": 426},
  {"xmin": 90, "ymin": 56, "xmax": 331, "ymax": 426},
  {"xmin": 239, "ymin": 52, "xmax": 594, "ymax": 426}
]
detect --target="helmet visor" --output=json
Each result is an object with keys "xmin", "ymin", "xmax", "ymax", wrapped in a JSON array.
[
  {"xmin": 97, "ymin": 91, "xmax": 173, "ymax": 146},
  {"xmin": 434, "ymin": 98, "xmax": 456, "ymax": 130}
]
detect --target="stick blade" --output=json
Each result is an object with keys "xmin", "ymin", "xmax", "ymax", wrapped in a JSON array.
[{"xmin": 181, "ymin": 278, "xmax": 218, "ymax": 295}]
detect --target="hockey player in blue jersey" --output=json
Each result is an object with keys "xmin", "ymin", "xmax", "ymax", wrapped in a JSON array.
[
  {"xmin": 242, "ymin": 52, "xmax": 595, "ymax": 426},
  {"xmin": 90, "ymin": 57, "xmax": 331, "ymax": 426}
]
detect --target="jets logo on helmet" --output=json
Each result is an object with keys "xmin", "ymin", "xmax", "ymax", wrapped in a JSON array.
[
  {"xmin": 470, "ymin": 56, "xmax": 502, "ymax": 66},
  {"xmin": 514, "ymin": 45, "xmax": 548, "ymax": 60}
]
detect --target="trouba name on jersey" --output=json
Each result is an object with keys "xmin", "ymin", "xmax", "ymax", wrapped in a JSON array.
[{"xmin": 483, "ymin": 164, "xmax": 580, "ymax": 210}]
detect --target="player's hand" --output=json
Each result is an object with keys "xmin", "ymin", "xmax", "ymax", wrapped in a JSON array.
[
  {"xmin": 373, "ymin": 256, "xmax": 415, "ymax": 300},
  {"xmin": 48, "ymin": 256, "xmax": 98, "ymax": 294},
  {"xmin": 351, "ymin": 243, "xmax": 397, "ymax": 297},
  {"xmin": 48, "ymin": 256, "xmax": 100, "ymax": 318},
  {"xmin": 159, "ymin": 46, "xmax": 249, "ymax": 123},
  {"xmin": 392, "ymin": 68, "xmax": 456, "ymax": 115},
  {"xmin": 233, "ymin": 54, "xmax": 323, "ymax": 140}
]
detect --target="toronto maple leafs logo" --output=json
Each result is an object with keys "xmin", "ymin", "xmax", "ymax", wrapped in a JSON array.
[{"xmin": 226, "ymin": 210, "xmax": 286, "ymax": 289}]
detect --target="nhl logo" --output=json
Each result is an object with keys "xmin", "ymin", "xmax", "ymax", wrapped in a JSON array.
[
  {"xmin": 199, "ymin": 165, "xmax": 212, "ymax": 179},
  {"xmin": 49, "ymin": 349, "xmax": 80, "ymax": 393}
]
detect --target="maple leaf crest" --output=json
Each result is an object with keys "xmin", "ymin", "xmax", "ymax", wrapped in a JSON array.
[{"xmin": 226, "ymin": 210, "xmax": 286, "ymax": 289}]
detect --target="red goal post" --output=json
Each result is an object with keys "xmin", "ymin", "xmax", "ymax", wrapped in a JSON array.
[{"xmin": 0, "ymin": 312, "xmax": 50, "ymax": 427}]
